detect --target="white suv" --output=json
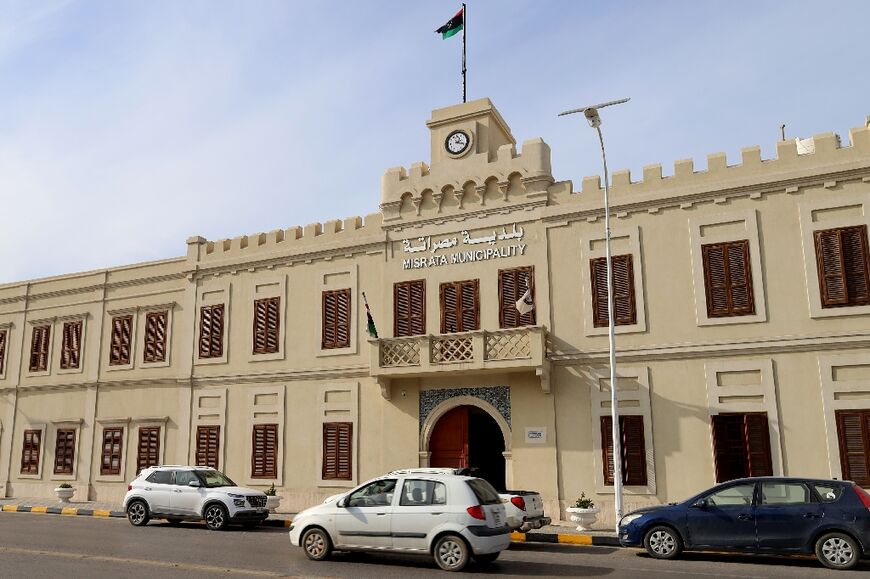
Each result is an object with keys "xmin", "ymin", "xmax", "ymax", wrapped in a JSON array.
[
  {"xmin": 123, "ymin": 466, "xmax": 269, "ymax": 531},
  {"xmin": 289, "ymin": 471, "xmax": 510, "ymax": 572}
]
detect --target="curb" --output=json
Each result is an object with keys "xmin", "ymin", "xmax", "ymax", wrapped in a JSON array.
[
  {"xmin": 1, "ymin": 505, "xmax": 617, "ymax": 544},
  {"xmin": 510, "ymin": 530, "xmax": 622, "ymax": 547}
]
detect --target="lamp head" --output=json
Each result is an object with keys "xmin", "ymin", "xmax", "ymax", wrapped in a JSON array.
[{"xmin": 584, "ymin": 108, "xmax": 601, "ymax": 128}]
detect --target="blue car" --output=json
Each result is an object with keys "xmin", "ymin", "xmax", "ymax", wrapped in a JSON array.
[{"xmin": 619, "ymin": 477, "xmax": 870, "ymax": 570}]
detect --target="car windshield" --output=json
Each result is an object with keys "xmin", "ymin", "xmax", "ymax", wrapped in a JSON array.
[{"xmin": 197, "ymin": 470, "xmax": 236, "ymax": 488}]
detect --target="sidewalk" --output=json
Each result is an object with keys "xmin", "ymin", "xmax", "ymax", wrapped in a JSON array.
[{"xmin": 0, "ymin": 496, "xmax": 620, "ymax": 546}]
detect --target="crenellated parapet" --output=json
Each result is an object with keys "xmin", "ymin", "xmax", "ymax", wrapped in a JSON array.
[
  {"xmin": 549, "ymin": 120, "xmax": 870, "ymax": 212},
  {"xmin": 187, "ymin": 212, "xmax": 385, "ymax": 268},
  {"xmin": 380, "ymin": 137, "xmax": 554, "ymax": 224}
]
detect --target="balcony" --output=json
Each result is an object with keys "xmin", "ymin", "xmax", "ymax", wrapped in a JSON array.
[{"xmin": 369, "ymin": 326, "xmax": 550, "ymax": 399}]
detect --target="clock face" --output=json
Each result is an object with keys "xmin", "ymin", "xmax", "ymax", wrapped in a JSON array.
[{"xmin": 445, "ymin": 130, "xmax": 470, "ymax": 155}]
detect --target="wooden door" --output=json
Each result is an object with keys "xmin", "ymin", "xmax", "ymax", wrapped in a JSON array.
[{"xmin": 430, "ymin": 407, "xmax": 469, "ymax": 468}]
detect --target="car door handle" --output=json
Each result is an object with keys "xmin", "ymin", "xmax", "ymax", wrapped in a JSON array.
[
  {"xmin": 376, "ymin": 512, "xmax": 387, "ymax": 516},
  {"xmin": 737, "ymin": 514, "xmax": 753, "ymax": 520},
  {"xmin": 144, "ymin": 487, "xmax": 152, "ymax": 491},
  {"xmin": 173, "ymin": 489, "xmax": 182, "ymax": 493},
  {"xmin": 430, "ymin": 512, "xmax": 443, "ymax": 515},
  {"xmin": 803, "ymin": 513, "xmax": 821, "ymax": 519}
]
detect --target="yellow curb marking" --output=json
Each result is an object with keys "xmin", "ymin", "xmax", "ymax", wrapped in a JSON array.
[
  {"xmin": 93, "ymin": 509, "xmax": 112, "ymax": 517},
  {"xmin": 284, "ymin": 519, "xmax": 293, "ymax": 527},
  {"xmin": 61, "ymin": 507, "xmax": 78, "ymax": 516},
  {"xmin": 0, "ymin": 546, "xmax": 315, "ymax": 578},
  {"xmin": 510, "ymin": 531, "xmax": 526, "ymax": 541},
  {"xmin": 2, "ymin": 505, "xmax": 18, "ymax": 512},
  {"xmin": 30, "ymin": 506, "xmax": 47, "ymax": 513},
  {"xmin": 557, "ymin": 533, "xmax": 593, "ymax": 545}
]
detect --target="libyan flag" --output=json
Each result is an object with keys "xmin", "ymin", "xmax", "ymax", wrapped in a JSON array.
[{"xmin": 435, "ymin": 7, "xmax": 464, "ymax": 39}]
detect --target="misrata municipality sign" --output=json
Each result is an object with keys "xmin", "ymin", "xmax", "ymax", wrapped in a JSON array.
[{"xmin": 400, "ymin": 224, "xmax": 528, "ymax": 270}]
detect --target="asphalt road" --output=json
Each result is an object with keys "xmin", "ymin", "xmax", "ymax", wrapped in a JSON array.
[{"xmin": 0, "ymin": 514, "xmax": 867, "ymax": 578}]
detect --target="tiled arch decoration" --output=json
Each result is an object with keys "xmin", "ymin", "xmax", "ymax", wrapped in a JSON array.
[{"xmin": 419, "ymin": 386, "xmax": 511, "ymax": 432}]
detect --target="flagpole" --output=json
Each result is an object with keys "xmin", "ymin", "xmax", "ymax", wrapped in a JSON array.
[{"xmin": 462, "ymin": 3, "xmax": 466, "ymax": 103}]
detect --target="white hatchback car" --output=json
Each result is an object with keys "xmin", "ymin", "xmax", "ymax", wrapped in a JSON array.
[
  {"xmin": 289, "ymin": 471, "xmax": 510, "ymax": 572},
  {"xmin": 123, "ymin": 465, "xmax": 269, "ymax": 530}
]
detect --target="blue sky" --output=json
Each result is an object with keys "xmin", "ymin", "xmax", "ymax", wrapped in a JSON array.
[{"xmin": 1, "ymin": 0, "xmax": 868, "ymax": 283}]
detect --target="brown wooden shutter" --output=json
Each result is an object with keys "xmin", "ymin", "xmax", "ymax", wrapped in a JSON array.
[
  {"xmin": 702, "ymin": 240, "xmax": 755, "ymax": 317},
  {"xmin": 394, "ymin": 280, "xmax": 426, "ymax": 337},
  {"xmin": 198, "ymin": 305, "xmax": 225, "ymax": 358},
  {"xmin": 109, "ymin": 315, "xmax": 133, "ymax": 366},
  {"xmin": 195, "ymin": 425, "xmax": 220, "ymax": 469},
  {"xmin": 590, "ymin": 255, "xmax": 636, "ymax": 327},
  {"xmin": 29, "ymin": 325, "xmax": 50, "ymax": 372},
  {"xmin": 440, "ymin": 280, "xmax": 479, "ymax": 333},
  {"xmin": 322, "ymin": 422, "xmax": 352, "ymax": 480},
  {"xmin": 251, "ymin": 424, "xmax": 278, "ymax": 478},
  {"xmin": 100, "ymin": 427, "xmax": 123, "ymax": 475},
  {"xmin": 499, "ymin": 267, "xmax": 536, "ymax": 328},
  {"xmin": 136, "ymin": 427, "xmax": 160, "ymax": 474},
  {"xmin": 601, "ymin": 416, "xmax": 647, "ymax": 486},
  {"xmin": 744, "ymin": 413, "xmax": 773, "ymax": 477},
  {"xmin": 60, "ymin": 321, "xmax": 83, "ymax": 370},
  {"xmin": 816, "ymin": 226, "xmax": 870, "ymax": 308},
  {"xmin": 322, "ymin": 289, "xmax": 351, "ymax": 349},
  {"xmin": 54, "ymin": 429, "xmax": 76, "ymax": 475},
  {"xmin": 143, "ymin": 311, "xmax": 168, "ymax": 363},
  {"xmin": 20, "ymin": 429, "xmax": 41, "ymax": 474},
  {"xmin": 836, "ymin": 410, "xmax": 870, "ymax": 486},
  {"xmin": 253, "ymin": 298, "xmax": 281, "ymax": 354},
  {"xmin": 0, "ymin": 329, "xmax": 6, "ymax": 375}
]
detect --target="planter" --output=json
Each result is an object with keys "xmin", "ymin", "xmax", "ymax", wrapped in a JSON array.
[
  {"xmin": 265, "ymin": 495, "xmax": 281, "ymax": 513},
  {"xmin": 565, "ymin": 506, "xmax": 599, "ymax": 531},
  {"xmin": 54, "ymin": 486, "xmax": 75, "ymax": 503}
]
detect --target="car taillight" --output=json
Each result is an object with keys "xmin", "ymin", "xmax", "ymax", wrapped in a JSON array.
[
  {"xmin": 467, "ymin": 505, "xmax": 486, "ymax": 520},
  {"xmin": 127, "ymin": 484, "xmax": 132, "ymax": 491},
  {"xmin": 852, "ymin": 485, "xmax": 870, "ymax": 509},
  {"xmin": 510, "ymin": 496, "xmax": 526, "ymax": 511}
]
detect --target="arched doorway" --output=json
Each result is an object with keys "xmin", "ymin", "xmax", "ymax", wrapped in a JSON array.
[{"xmin": 429, "ymin": 405, "xmax": 507, "ymax": 491}]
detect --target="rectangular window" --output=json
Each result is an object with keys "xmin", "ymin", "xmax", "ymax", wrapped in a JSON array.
[
  {"xmin": 100, "ymin": 428, "xmax": 124, "ymax": 476},
  {"xmin": 109, "ymin": 315, "xmax": 133, "ymax": 366},
  {"xmin": 20, "ymin": 429, "xmax": 41, "ymax": 474},
  {"xmin": 600, "ymin": 415, "xmax": 647, "ymax": 486},
  {"xmin": 59, "ymin": 320, "xmax": 83, "ymax": 370},
  {"xmin": 143, "ymin": 311, "xmax": 168, "ymax": 363},
  {"xmin": 195, "ymin": 425, "xmax": 220, "ymax": 470},
  {"xmin": 322, "ymin": 422, "xmax": 353, "ymax": 480},
  {"xmin": 835, "ymin": 409, "xmax": 870, "ymax": 487},
  {"xmin": 253, "ymin": 297, "xmax": 281, "ymax": 354},
  {"xmin": 251, "ymin": 424, "xmax": 278, "ymax": 478},
  {"xmin": 499, "ymin": 267, "xmax": 536, "ymax": 328},
  {"xmin": 702, "ymin": 240, "xmax": 755, "ymax": 317},
  {"xmin": 0, "ymin": 328, "xmax": 7, "ymax": 375},
  {"xmin": 322, "ymin": 289, "xmax": 351, "ymax": 349},
  {"xmin": 711, "ymin": 412, "xmax": 773, "ymax": 483},
  {"xmin": 440, "ymin": 279, "xmax": 479, "ymax": 333},
  {"xmin": 394, "ymin": 280, "xmax": 426, "ymax": 337},
  {"xmin": 815, "ymin": 225, "xmax": 870, "ymax": 308},
  {"xmin": 590, "ymin": 255, "xmax": 636, "ymax": 327},
  {"xmin": 29, "ymin": 325, "xmax": 51, "ymax": 372},
  {"xmin": 136, "ymin": 427, "xmax": 161, "ymax": 474},
  {"xmin": 54, "ymin": 429, "xmax": 76, "ymax": 475},
  {"xmin": 198, "ymin": 304, "xmax": 225, "ymax": 359}
]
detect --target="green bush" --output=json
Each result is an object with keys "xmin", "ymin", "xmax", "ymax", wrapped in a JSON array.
[
  {"xmin": 264, "ymin": 483, "xmax": 277, "ymax": 496},
  {"xmin": 57, "ymin": 483, "xmax": 73, "ymax": 489},
  {"xmin": 573, "ymin": 492, "xmax": 594, "ymax": 509}
]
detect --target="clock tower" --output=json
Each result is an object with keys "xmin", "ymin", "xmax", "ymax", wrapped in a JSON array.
[{"xmin": 426, "ymin": 98, "xmax": 516, "ymax": 167}]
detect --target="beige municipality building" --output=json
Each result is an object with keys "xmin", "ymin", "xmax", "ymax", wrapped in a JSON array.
[{"xmin": 1, "ymin": 99, "xmax": 870, "ymax": 525}]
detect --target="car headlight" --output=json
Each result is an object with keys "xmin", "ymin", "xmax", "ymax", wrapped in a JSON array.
[
  {"xmin": 227, "ymin": 493, "xmax": 244, "ymax": 498},
  {"xmin": 619, "ymin": 513, "xmax": 643, "ymax": 527}
]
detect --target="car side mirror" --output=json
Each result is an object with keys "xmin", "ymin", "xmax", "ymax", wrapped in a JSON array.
[
  {"xmin": 188, "ymin": 480, "xmax": 201, "ymax": 488},
  {"xmin": 337, "ymin": 497, "xmax": 346, "ymax": 508},
  {"xmin": 691, "ymin": 498, "xmax": 708, "ymax": 509}
]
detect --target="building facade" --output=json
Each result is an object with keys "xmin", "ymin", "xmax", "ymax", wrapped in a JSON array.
[{"xmin": 1, "ymin": 99, "xmax": 869, "ymax": 525}]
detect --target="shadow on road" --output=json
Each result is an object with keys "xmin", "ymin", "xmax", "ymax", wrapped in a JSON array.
[
  {"xmin": 508, "ymin": 542, "xmax": 618, "ymax": 556},
  {"xmin": 149, "ymin": 521, "xmax": 289, "ymax": 533},
  {"xmin": 634, "ymin": 549, "xmax": 870, "ymax": 571}
]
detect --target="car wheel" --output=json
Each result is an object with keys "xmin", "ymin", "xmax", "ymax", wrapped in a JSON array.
[
  {"xmin": 815, "ymin": 532, "xmax": 860, "ymax": 570},
  {"xmin": 166, "ymin": 518, "xmax": 182, "ymax": 526},
  {"xmin": 126, "ymin": 500, "xmax": 150, "ymax": 527},
  {"xmin": 203, "ymin": 504, "xmax": 228, "ymax": 531},
  {"xmin": 434, "ymin": 534, "xmax": 470, "ymax": 572},
  {"xmin": 473, "ymin": 552, "xmax": 500, "ymax": 564},
  {"xmin": 302, "ymin": 527, "xmax": 333, "ymax": 561},
  {"xmin": 643, "ymin": 525, "xmax": 683, "ymax": 560}
]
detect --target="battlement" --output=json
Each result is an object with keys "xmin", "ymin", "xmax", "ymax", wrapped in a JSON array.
[
  {"xmin": 556, "ymin": 120, "xmax": 870, "ymax": 206},
  {"xmin": 188, "ymin": 212, "xmax": 384, "ymax": 265}
]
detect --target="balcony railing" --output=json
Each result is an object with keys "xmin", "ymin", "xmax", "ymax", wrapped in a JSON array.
[{"xmin": 370, "ymin": 326, "xmax": 549, "ymax": 398}]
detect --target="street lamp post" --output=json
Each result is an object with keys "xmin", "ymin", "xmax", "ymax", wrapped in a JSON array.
[{"xmin": 559, "ymin": 98, "xmax": 630, "ymax": 533}]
